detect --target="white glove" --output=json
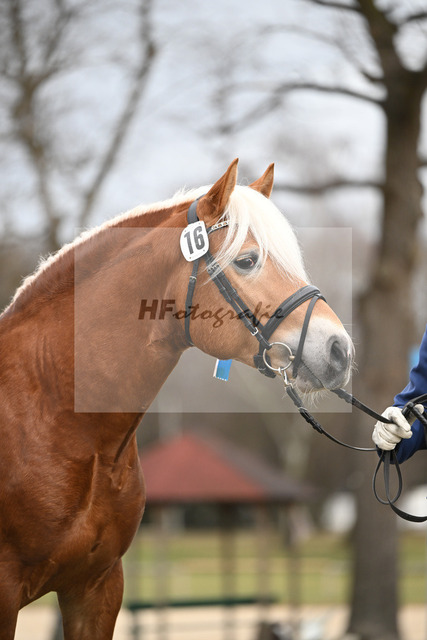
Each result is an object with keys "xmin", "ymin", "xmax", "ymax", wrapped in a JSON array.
[{"xmin": 372, "ymin": 405, "xmax": 424, "ymax": 451}]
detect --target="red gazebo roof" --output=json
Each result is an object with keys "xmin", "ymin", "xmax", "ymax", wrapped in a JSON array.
[{"xmin": 140, "ymin": 432, "xmax": 312, "ymax": 505}]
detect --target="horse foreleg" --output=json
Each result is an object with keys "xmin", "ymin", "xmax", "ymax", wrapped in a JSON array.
[
  {"xmin": 0, "ymin": 609, "xmax": 18, "ymax": 640},
  {"xmin": 0, "ymin": 613, "xmax": 18, "ymax": 640},
  {"xmin": 0, "ymin": 558, "xmax": 22, "ymax": 640},
  {"xmin": 58, "ymin": 560, "xmax": 124, "ymax": 640}
]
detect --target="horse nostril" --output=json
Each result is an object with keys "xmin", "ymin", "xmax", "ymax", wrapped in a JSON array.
[{"xmin": 330, "ymin": 338, "xmax": 349, "ymax": 371}]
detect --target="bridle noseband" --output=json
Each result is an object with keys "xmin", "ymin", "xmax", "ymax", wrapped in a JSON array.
[
  {"xmin": 183, "ymin": 198, "xmax": 324, "ymax": 379},
  {"xmin": 182, "ymin": 198, "xmax": 427, "ymax": 524}
]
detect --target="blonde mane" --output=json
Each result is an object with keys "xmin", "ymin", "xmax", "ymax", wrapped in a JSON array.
[{"xmin": 5, "ymin": 183, "xmax": 307, "ymax": 314}]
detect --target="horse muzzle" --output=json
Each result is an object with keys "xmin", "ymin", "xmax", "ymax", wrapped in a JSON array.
[{"xmin": 290, "ymin": 329, "xmax": 354, "ymax": 392}]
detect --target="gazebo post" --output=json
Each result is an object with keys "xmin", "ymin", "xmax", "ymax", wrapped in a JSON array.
[
  {"xmin": 154, "ymin": 504, "xmax": 169, "ymax": 640},
  {"xmin": 281, "ymin": 505, "xmax": 302, "ymax": 639},
  {"xmin": 255, "ymin": 503, "xmax": 271, "ymax": 624},
  {"xmin": 219, "ymin": 503, "xmax": 237, "ymax": 640}
]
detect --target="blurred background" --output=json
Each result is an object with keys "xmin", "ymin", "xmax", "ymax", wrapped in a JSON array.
[{"xmin": 2, "ymin": 0, "xmax": 427, "ymax": 639}]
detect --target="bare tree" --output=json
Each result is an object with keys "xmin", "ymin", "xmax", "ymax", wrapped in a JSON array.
[
  {"xmin": 211, "ymin": 1, "xmax": 427, "ymax": 638},
  {"xmin": 0, "ymin": 0, "xmax": 157, "ymax": 255},
  {"xmin": 344, "ymin": 3, "xmax": 427, "ymax": 638}
]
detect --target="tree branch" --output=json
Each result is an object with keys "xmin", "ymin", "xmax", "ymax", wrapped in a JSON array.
[
  {"xmin": 260, "ymin": 24, "xmax": 383, "ymax": 86},
  {"xmin": 309, "ymin": 0, "xmax": 427, "ymax": 28},
  {"xmin": 274, "ymin": 177, "xmax": 382, "ymax": 195},
  {"xmin": 79, "ymin": 0, "xmax": 157, "ymax": 228},
  {"xmin": 221, "ymin": 81, "xmax": 382, "ymax": 134},
  {"xmin": 8, "ymin": 0, "xmax": 60, "ymax": 251},
  {"xmin": 9, "ymin": 0, "xmax": 27, "ymax": 77},
  {"xmin": 403, "ymin": 11, "xmax": 427, "ymax": 25},
  {"xmin": 42, "ymin": 1, "xmax": 75, "ymax": 69},
  {"xmin": 307, "ymin": 0, "xmax": 361, "ymax": 14}
]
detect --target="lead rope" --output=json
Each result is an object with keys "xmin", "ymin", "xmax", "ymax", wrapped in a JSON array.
[
  {"xmin": 279, "ymin": 371, "xmax": 427, "ymax": 523},
  {"xmin": 373, "ymin": 402, "xmax": 427, "ymax": 523},
  {"xmin": 284, "ymin": 379, "xmax": 376, "ymax": 452}
]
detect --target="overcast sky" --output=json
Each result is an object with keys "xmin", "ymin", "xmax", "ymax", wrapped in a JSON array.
[{"xmin": 2, "ymin": 0, "xmax": 413, "ymax": 241}]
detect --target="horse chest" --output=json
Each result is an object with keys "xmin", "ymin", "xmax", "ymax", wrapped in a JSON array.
[
  {"xmin": 2, "ymin": 450, "xmax": 144, "ymax": 584},
  {"xmin": 60, "ymin": 455, "xmax": 145, "ymax": 554}
]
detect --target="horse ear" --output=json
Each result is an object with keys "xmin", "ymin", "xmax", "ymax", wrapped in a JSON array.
[
  {"xmin": 199, "ymin": 158, "xmax": 238, "ymax": 225},
  {"xmin": 249, "ymin": 163, "xmax": 274, "ymax": 198}
]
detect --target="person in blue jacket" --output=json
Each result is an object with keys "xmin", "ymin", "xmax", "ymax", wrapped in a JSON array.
[{"xmin": 372, "ymin": 325, "xmax": 427, "ymax": 462}]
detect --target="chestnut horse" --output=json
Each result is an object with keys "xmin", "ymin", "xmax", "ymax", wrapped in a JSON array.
[{"xmin": 0, "ymin": 160, "xmax": 353, "ymax": 639}]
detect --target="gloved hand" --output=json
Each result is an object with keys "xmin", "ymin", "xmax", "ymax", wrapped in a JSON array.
[{"xmin": 372, "ymin": 405, "xmax": 424, "ymax": 450}]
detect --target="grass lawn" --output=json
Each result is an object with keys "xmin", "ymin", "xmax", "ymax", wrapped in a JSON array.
[{"xmin": 122, "ymin": 528, "xmax": 427, "ymax": 607}]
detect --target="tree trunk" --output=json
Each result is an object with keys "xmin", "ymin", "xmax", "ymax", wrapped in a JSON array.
[{"xmin": 346, "ymin": 66, "xmax": 425, "ymax": 640}]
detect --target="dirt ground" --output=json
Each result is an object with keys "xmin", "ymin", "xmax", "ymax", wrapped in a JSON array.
[{"xmin": 14, "ymin": 604, "xmax": 427, "ymax": 640}]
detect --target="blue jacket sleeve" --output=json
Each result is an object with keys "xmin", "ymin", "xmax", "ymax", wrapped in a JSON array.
[{"xmin": 393, "ymin": 325, "xmax": 427, "ymax": 463}]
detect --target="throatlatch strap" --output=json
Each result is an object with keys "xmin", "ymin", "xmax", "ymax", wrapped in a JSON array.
[
  {"xmin": 184, "ymin": 259, "xmax": 199, "ymax": 346},
  {"xmin": 184, "ymin": 199, "xmax": 202, "ymax": 345},
  {"xmin": 187, "ymin": 199, "xmax": 200, "ymax": 224}
]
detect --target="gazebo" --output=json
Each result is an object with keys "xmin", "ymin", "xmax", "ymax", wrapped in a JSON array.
[{"xmin": 127, "ymin": 431, "xmax": 313, "ymax": 640}]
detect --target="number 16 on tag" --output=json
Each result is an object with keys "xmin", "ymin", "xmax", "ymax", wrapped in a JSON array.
[{"xmin": 180, "ymin": 221, "xmax": 209, "ymax": 262}]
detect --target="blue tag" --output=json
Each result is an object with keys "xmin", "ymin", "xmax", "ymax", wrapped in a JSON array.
[{"xmin": 213, "ymin": 359, "xmax": 232, "ymax": 381}]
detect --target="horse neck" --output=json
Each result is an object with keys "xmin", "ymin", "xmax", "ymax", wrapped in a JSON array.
[
  {"xmin": 74, "ymin": 216, "xmax": 189, "ymax": 416},
  {"xmin": 2, "ymin": 210, "xmax": 190, "ymax": 458}
]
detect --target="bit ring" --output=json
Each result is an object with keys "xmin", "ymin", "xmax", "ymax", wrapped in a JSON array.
[{"xmin": 262, "ymin": 342, "xmax": 295, "ymax": 374}]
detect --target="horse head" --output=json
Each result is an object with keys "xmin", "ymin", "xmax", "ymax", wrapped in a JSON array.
[{"xmin": 177, "ymin": 159, "xmax": 353, "ymax": 392}]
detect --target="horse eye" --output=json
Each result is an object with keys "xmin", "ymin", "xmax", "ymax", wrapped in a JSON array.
[{"xmin": 233, "ymin": 253, "xmax": 258, "ymax": 272}]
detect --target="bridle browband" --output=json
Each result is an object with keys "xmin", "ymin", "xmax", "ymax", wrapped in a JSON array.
[
  {"xmin": 182, "ymin": 198, "xmax": 427, "ymax": 523},
  {"xmin": 184, "ymin": 198, "xmax": 324, "ymax": 379}
]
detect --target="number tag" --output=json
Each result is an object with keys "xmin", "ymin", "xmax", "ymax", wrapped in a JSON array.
[{"xmin": 180, "ymin": 221, "xmax": 209, "ymax": 262}]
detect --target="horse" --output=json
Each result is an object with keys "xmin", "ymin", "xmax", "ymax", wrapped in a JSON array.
[{"xmin": 0, "ymin": 159, "xmax": 353, "ymax": 639}]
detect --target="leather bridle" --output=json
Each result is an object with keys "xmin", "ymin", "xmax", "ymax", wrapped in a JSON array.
[
  {"xmin": 183, "ymin": 198, "xmax": 324, "ymax": 379},
  {"xmin": 182, "ymin": 198, "xmax": 427, "ymax": 523}
]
